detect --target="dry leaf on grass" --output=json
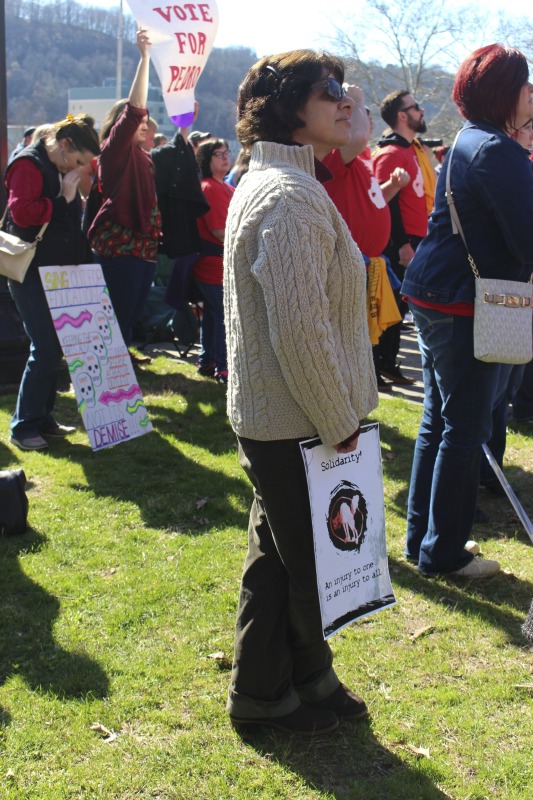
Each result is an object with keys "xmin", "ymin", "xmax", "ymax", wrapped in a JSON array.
[
  {"xmin": 409, "ymin": 625, "xmax": 435, "ymax": 640},
  {"xmin": 406, "ymin": 744, "xmax": 431, "ymax": 758},
  {"xmin": 90, "ymin": 722, "xmax": 117, "ymax": 743},
  {"xmin": 195, "ymin": 497, "xmax": 209, "ymax": 510},
  {"xmin": 394, "ymin": 740, "xmax": 431, "ymax": 758},
  {"xmin": 207, "ymin": 651, "xmax": 233, "ymax": 669}
]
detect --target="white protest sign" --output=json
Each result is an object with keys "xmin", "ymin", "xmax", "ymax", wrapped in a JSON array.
[
  {"xmin": 300, "ymin": 423, "xmax": 395, "ymax": 639},
  {"xmin": 125, "ymin": 1, "xmax": 219, "ymax": 127},
  {"xmin": 39, "ymin": 264, "xmax": 153, "ymax": 452}
]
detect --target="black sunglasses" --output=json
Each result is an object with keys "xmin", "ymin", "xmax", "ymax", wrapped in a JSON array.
[
  {"xmin": 402, "ymin": 102, "xmax": 421, "ymax": 112},
  {"xmin": 313, "ymin": 76, "xmax": 346, "ymax": 101}
]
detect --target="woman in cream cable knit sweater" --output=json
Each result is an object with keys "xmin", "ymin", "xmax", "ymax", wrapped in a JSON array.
[{"xmin": 224, "ymin": 50, "xmax": 378, "ymax": 735}]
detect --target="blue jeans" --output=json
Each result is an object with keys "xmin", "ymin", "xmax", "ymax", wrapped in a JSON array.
[
  {"xmin": 8, "ymin": 267, "xmax": 64, "ymax": 438},
  {"xmin": 406, "ymin": 306, "xmax": 504, "ymax": 574},
  {"xmin": 96, "ymin": 255, "xmax": 156, "ymax": 347},
  {"xmin": 480, "ymin": 363, "xmax": 523, "ymax": 486},
  {"xmin": 194, "ymin": 280, "xmax": 226, "ymax": 373}
]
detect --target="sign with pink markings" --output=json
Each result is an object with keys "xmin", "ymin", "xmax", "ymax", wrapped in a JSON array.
[{"xmin": 39, "ymin": 263, "xmax": 153, "ymax": 451}]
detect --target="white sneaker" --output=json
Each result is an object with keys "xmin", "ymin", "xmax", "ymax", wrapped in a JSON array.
[
  {"xmin": 465, "ymin": 540, "xmax": 480, "ymax": 556},
  {"xmin": 451, "ymin": 556, "xmax": 500, "ymax": 578}
]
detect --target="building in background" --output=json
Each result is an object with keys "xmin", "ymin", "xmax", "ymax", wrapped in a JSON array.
[{"xmin": 69, "ymin": 79, "xmax": 173, "ymax": 137}]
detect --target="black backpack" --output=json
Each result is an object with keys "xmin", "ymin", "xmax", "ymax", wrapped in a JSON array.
[{"xmin": 0, "ymin": 469, "xmax": 29, "ymax": 536}]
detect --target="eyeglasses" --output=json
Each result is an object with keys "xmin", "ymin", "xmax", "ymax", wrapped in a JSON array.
[
  {"xmin": 401, "ymin": 103, "xmax": 421, "ymax": 113},
  {"xmin": 312, "ymin": 76, "xmax": 346, "ymax": 102},
  {"xmin": 212, "ymin": 150, "xmax": 230, "ymax": 158}
]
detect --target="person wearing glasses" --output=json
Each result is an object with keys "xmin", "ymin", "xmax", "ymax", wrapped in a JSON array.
[
  {"xmin": 372, "ymin": 90, "xmax": 430, "ymax": 388},
  {"xmin": 193, "ymin": 139, "xmax": 234, "ymax": 383},
  {"xmin": 223, "ymin": 51, "xmax": 378, "ymax": 735}
]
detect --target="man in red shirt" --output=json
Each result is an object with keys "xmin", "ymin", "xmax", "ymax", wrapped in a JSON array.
[
  {"xmin": 372, "ymin": 90, "xmax": 429, "ymax": 384},
  {"xmin": 323, "ymin": 90, "xmax": 408, "ymax": 391}
]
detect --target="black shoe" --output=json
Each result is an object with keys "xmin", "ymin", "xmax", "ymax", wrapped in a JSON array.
[
  {"xmin": 197, "ymin": 363, "xmax": 216, "ymax": 378},
  {"xmin": 310, "ymin": 683, "xmax": 368, "ymax": 720},
  {"xmin": 380, "ymin": 364, "xmax": 415, "ymax": 385},
  {"xmin": 230, "ymin": 703, "xmax": 339, "ymax": 735},
  {"xmin": 41, "ymin": 422, "xmax": 76, "ymax": 438},
  {"xmin": 377, "ymin": 375, "xmax": 393, "ymax": 393}
]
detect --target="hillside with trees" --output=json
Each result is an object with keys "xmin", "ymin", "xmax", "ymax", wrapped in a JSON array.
[
  {"xmin": 6, "ymin": 0, "xmax": 532, "ymax": 143},
  {"xmin": 5, "ymin": 0, "xmax": 256, "ymax": 140}
]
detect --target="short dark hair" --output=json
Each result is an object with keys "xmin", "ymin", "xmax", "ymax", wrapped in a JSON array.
[
  {"xmin": 52, "ymin": 114, "xmax": 100, "ymax": 156},
  {"xmin": 453, "ymin": 43, "xmax": 529, "ymax": 132},
  {"xmin": 380, "ymin": 90, "xmax": 410, "ymax": 128},
  {"xmin": 236, "ymin": 49, "xmax": 345, "ymax": 147},
  {"xmin": 195, "ymin": 138, "xmax": 228, "ymax": 179}
]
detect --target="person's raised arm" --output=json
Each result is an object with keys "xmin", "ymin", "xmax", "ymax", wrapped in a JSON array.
[
  {"xmin": 337, "ymin": 85, "xmax": 370, "ymax": 165},
  {"xmin": 129, "ymin": 28, "xmax": 151, "ymax": 109}
]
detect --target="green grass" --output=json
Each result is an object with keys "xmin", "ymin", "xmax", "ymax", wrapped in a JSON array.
[{"xmin": 1, "ymin": 355, "xmax": 532, "ymax": 800}]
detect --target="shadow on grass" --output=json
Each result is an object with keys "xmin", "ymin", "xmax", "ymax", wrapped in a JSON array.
[
  {"xmin": 0, "ymin": 529, "xmax": 109, "ymax": 705},
  {"xmin": 390, "ymin": 557, "xmax": 533, "ymax": 641},
  {"xmin": 24, "ymin": 373, "xmax": 251, "ymax": 533},
  {"xmin": 236, "ymin": 719, "xmax": 454, "ymax": 800}
]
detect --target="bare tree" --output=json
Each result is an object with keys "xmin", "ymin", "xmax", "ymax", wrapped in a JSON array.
[{"xmin": 333, "ymin": 0, "xmax": 491, "ymax": 140}]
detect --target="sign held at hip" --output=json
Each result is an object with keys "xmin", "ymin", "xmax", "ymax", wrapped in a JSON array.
[{"xmin": 125, "ymin": 1, "xmax": 219, "ymax": 127}]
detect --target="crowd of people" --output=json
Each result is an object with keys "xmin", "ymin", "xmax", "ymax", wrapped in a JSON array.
[{"xmin": 3, "ymin": 35, "xmax": 533, "ymax": 734}]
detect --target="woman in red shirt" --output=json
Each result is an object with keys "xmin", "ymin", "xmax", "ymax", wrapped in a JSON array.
[
  {"xmin": 89, "ymin": 29, "xmax": 160, "ymax": 348},
  {"xmin": 194, "ymin": 139, "xmax": 234, "ymax": 383},
  {"xmin": 5, "ymin": 115, "xmax": 100, "ymax": 451}
]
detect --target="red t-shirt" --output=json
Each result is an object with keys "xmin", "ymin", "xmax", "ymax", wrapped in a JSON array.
[
  {"xmin": 194, "ymin": 178, "xmax": 234, "ymax": 285},
  {"xmin": 323, "ymin": 149, "xmax": 391, "ymax": 257},
  {"xmin": 372, "ymin": 143, "xmax": 428, "ymax": 237}
]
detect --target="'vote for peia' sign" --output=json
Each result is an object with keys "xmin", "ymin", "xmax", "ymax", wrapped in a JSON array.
[{"xmin": 125, "ymin": 2, "xmax": 219, "ymax": 127}]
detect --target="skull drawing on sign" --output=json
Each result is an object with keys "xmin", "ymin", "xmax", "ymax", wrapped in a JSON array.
[
  {"xmin": 90, "ymin": 332, "xmax": 108, "ymax": 365},
  {"xmin": 76, "ymin": 372, "xmax": 96, "ymax": 409},
  {"xmin": 95, "ymin": 311, "xmax": 112, "ymax": 344},
  {"xmin": 100, "ymin": 292, "xmax": 115, "ymax": 323},
  {"xmin": 85, "ymin": 351, "xmax": 102, "ymax": 386}
]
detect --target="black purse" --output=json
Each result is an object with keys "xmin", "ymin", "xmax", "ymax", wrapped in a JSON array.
[{"xmin": 0, "ymin": 468, "xmax": 29, "ymax": 536}]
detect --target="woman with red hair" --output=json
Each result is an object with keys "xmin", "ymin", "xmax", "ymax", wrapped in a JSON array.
[{"xmin": 402, "ymin": 44, "xmax": 533, "ymax": 578}]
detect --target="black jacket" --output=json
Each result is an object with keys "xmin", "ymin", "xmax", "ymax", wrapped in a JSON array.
[
  {"xmin": 151, "ymin": 132, "xmax": 209, "ymax": 257},
  {"xmin": 4, "ymin": 140, "xmax": 90, "ymax": 267}
]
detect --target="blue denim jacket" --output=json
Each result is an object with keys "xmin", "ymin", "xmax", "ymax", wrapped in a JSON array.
[{"xmin": 402, "ymin": 120, "xmax": 533, "ymax": 305}]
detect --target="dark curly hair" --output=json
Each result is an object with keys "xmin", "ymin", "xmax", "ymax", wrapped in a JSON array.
[
  {"xmin": 236, "ymin": 50, "xmax": 345, "ymax": 147},
  {"xmin": 195, "ymin": 138, "xmax": 229, "ymax": 179}
]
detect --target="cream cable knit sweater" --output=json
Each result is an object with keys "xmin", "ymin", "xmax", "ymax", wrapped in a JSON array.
[{"xmin": 224, "ymin": 141, "xmax": 378, "ymax": 447}]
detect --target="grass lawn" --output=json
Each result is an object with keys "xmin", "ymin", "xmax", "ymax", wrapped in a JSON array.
[{"xmin": 1, "ymin": 353, "xmax": 532, "ymax": 800}]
